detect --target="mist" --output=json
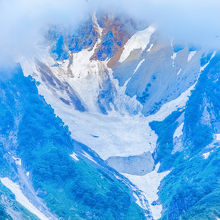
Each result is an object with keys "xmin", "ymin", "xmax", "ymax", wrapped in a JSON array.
[
  {"xmin": 0, "ymin": 0, "xmax": 220, "ymax": 66},
  {"xmin": 94, "ymin": 0, "xmax": 220, "ymax": 49},
  {"xmin": 0, "ymin": 0, "xmax": 89, "ymax": 65},
  {"xmin": 123, "ymin": 0, "xmax": 220, "ymax": 49}
]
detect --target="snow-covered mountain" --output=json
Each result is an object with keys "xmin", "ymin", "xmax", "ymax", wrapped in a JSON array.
[{"xmin": 0, "ymin": 12, "xmax": 219, "ymax": 220}]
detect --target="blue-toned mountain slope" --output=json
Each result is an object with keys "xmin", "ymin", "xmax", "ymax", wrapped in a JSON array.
[
  {"xmin": 150, "ymin": 54, "xmax": 220, "ymax": 219},
  {"xmin": 0, "ymin": 65, "xmax": 145, "ymax": 219}
]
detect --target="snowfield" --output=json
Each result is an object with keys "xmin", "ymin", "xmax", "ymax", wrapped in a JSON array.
[
  {"xmin": 124, "ymin": 164, "xmax": 170, "ymax": 220},
  {"xmin": 70, "ymin": 152, "xmax": 79, "ymax": 161},
  {"xmin": 119, "ymin": 26, "xmax": 155, "ymax": 63},
  {"xmin": 21, "ymin": 52, "xmax": 195, "ymax": 218},
  {"xmin": 0, "ymin": 178, "xmax": 49, "ymax": 220},
  {"xmin": 19, "ymin": 23, "xmax": 200, "ymax": 219},
  {"xmin": 173, "ymin": 122, "xmax": 184, "ymax": 139}
]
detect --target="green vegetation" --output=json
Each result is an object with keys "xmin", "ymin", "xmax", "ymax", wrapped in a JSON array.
[
  {"xmin": 150, "ymin": 110, "xmax": 182, "ymax": 171},
  {"xmin": 160, "ymin": 149, "xmax": 220, "ymax": 220},
  {"xmin": 150, "ymin": 54, "xmax": 220, "ymax": 219},
  {"xmin": 0, "ymin": 65, "xmax": 145, "ymax": 219},
  {"xmin": 0, "ymin": 203, "xmax": 12, "ymax": 220}
]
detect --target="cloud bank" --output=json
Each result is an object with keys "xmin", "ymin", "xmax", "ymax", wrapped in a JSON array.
[
  {"xmin": 0, "ymin": 0, "xmax": 220, "ymax": 65},
  {"xmin": 0, "ymin": 0, "xmax": 89, "ymax": 65},
  {"xmin": 95, "ymin": 0, "xmax": 220, "ymax": 49},
  {"xmin": 127, "ymin": 0, "xmax": 220, "ymax": 49}
]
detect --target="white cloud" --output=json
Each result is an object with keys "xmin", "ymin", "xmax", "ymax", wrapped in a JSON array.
[
  {"xmin": 0, "ymin": 0, "xmax": 89, "ymax": 65},
  {"xmin": 95, "ymin": 0, "xmax": 220, "ymax": 49},
  {"xmin": 0, "ymin": 0, "xmax": 220, "ymax": 66}
]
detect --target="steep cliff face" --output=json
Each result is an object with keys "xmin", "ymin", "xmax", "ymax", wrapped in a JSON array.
[{"xmin": 1, "ymin": 12, "xmax": 219, "ymax": 220}]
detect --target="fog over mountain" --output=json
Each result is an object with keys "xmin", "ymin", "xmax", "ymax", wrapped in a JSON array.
[
  {"xmin": 0, "ymin": 1, "xmax": 219, "ymax": 220},
  {"xmin": 0, "ymin": 0, "xmax": 220, "ymax": 65}
]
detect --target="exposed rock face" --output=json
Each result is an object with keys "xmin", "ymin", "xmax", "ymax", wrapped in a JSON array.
[{"xmin": 106, "ymin": 152, "xmax": 154, "ymax": 175}]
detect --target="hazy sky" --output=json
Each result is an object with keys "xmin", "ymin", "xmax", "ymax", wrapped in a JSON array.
[
  {"xmin": 0, "ymin": 0, "xmax": 88, "ymax": 65},
  {"xmin": 128, "ymin": 0, "xmax": 220, "ymax": 48},
  {"xmin": 99, "ymin": 0, "xmax": 220, "ymax": 48},
  {"xmin": 0, "ymin": 0, "xmax": 220, "ymax": 65}
]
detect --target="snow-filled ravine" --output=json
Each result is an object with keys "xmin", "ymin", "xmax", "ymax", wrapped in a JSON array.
[
  {"xmin": 21, "ymin": 49, "xmax": 196, "ymax": 219},
  {"xmin": 19, "ymin": 20, "xmax": 204, "ymax": 219}
]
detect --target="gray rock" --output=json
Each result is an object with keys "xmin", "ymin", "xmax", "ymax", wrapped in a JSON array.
[{"xmin": 106, "ymin": 152, "xmax": 154, "ymax": 176}]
